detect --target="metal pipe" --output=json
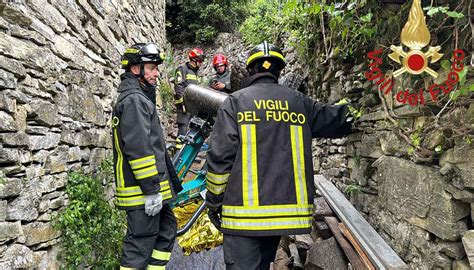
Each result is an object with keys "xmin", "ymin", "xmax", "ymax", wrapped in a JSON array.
[
  {"xmin": 183, "ymin": 84, "xmax": 229, "ymax": 118},
  {"xmin": 176, "ymin": 202, "xmax": 207, "ymax": 236}
]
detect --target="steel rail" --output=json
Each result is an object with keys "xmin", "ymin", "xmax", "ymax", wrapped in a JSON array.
[{"xmin": 314, "ymin": 175, "xmax": 408, "ymax": 270}]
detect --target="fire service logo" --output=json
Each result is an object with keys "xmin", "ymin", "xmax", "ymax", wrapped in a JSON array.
[{"xmin": 365, "ymin": 0, "xmax": 465, "ymax": 106}]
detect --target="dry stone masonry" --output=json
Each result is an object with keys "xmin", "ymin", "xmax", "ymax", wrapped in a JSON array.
[{"xmin": 0, "ymin": 1, "xmax": 166, "ymax": 268}]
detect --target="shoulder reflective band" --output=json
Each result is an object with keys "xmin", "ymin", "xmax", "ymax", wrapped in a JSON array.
[
  {"xmin": 290, "ymin": 125, "xmax": 308, "ymax": 205},
  {"xmin": 246, "ymin": 51, "xmax": 285, "ymax": 66},
  {"xmin": 241, "ymin": 124, "xmax": 258, "ymax": 206}
]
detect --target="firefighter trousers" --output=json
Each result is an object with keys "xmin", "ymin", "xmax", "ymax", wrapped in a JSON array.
[
  {"xmin": 120, "ymin": 204, "xmax": 177, "ymax": 269},
  {"xmin": 223, "ymin": 234, "xmax": 281, "ymax": 270},
  {"xmin": 177, "ymin": 111, "xmax": 191, "ymax": 136}
]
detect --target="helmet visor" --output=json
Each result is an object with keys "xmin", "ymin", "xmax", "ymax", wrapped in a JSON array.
[{"xmin": 141, "ymin": 43, "xmax": 159, "ymax": 55}]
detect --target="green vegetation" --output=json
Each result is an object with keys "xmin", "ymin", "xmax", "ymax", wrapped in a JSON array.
[
  {"xmin": 345, "ymin": 183, "xmax": 362, "ymax": 195},
  {"xmin": 53, "ymin": 159, "xmax": 126, "ymax": 269},
  {"xmin": 240, "ymin": 0, "xmax": 382, "ymax": 61},
  {"xmin": 166, "ymin": 0, "xmax": 248, "ymax": 44}
]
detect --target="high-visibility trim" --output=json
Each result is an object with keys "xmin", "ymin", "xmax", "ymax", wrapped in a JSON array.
[
  {"xmin": 146, "ymin": 265, "xmax": 165, "ymax": 270},
  {"xmin": 125, "ymin": 48, "xmax": 140, "ymax": 54},
  {"xmin": 222, "ymin": 204, "xmax": 314, "ymax": 217},
  {"xmin": 174, "ymin": 97, "xmax": 183, "ymax": 104},
  {"xmin": 246, "ymin": 51, "xmax": 286, "ymax": 66},
  {"xmin": 113, "ymin": 128, "xmax": 125, "ymax": 188},
  {"xmin": 129, "ymin": 155, "xmax": 155, "ymax": 167},
  {"xmin": 161, "ymin": 189, "xmax": 172, "ymax": 200},
  {"xmin": 207, "ymin": 181, "xmax": 226, "ymax": 195},
  {"xmin": 160, "ymin": 180, "xmax": 170, "ymax": 189},
  {"xmin": 241, "ymin": 124, "xmax": 259, "ymax": 206},
  {"xmin": 222, "ymin": 216, "xmax": 312, "ymax": 230},
  {"xmin": 206, "ymin": 172, "xmax": 229, "ymax": 184},
  {"xmin": 186, "ymin": 74, "xmax": 198, "ymax": 80},
  {"xmin": 134, "ymin": 166, "xmax": 158, "ymax": 180},
  {"xmin": 116, "ymin": 195, "xmax": 145, "ymax": 207},
  {"xmin": 120, "ymin": 266, "xmax": 137, "ymax": 270},
  {"xmin": 130, "ymin": 160, "xmax": 155, "ymax": 170},
  {"xmin": 117, "ymin": 186, "xmax": 143, "ymax": 197},
  {"xmin": 152, "ymin": 249, "xmax": 172, "ymax": 261},
  {"xmin": 290, "ymin": 125, "xmax": 308, "ymax": 205}
]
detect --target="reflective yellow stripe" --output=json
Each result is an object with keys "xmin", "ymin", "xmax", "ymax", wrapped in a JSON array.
[
  {"xmin": 174, "ymin": 97, "xmax": 183, "ymax": 104},
  {"xmin": 120, "ymin": 266, "xmax": 137, "ymax": 270},
  {"xmin": 160, "ymin": 180, "xmax": 170, "ymax": 189},
  {"xmin": 133, "ymin": 165, "xmax": 158, "ymax": 180},
  {"xmin": 125, "ymin": 48, "xmax": 139, "ymax": 54},
  {"xmin": 186, "ymin": 74, "xmax": 198, "ymax": 80},
  {"xmin": 131, "ymin": 160, "xmax": 155, "ymax": 170},
  {"xmin": 222, "ymin": 204, "xmax": 314, "ymax": 217},
  {"xmin": 290, "ymin": 125, "xmax": 307, "ymax": 205},
  {"xmin": 152, "ymin": 249, "xmax": 172, "ymax": 261},
  {"xmin": 206, "ymin": 172, "xmax": 229, "ymax": 184},
  {"xmin": 207, "ymin": 181, "xmax": 226, "ymax": 195},
  {"xmin": 146, "ymin": 265, "xmax": 165, "ymax": 270},
  {"xmin": 114, "ymin": 128, "xmax": 125, "ymax": 188},
  {"xmin": 241, "ymin": 124, "xmax": 258, "ymax": 206},
  {"xmin": 116, "ymin": 195, "xmax": 145, "ymax": 207},
  {"xmin": 134, "ymin": 167, "xmax": 158, "ymax": 180},
  {"xmin": 246, "ymin": 51, "xmax": 286, "ymax": 65},
  {"xmin": 117, "ymin": 186, "xmax": 143, "ymax": 197},
  {"xmin": 129, "ymin": 155, "xmax": 155, "ymax": 166},
  {"xmin": 222, "ymin": 216, "xmax": 312, "ymax": 230},
  {"xmin": 161, "ymin": 189, "xmax": 172, "ymax": 200}
]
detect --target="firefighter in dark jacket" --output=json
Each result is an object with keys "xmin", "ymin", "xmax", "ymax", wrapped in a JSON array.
[
  {"xmin": 113, "ymin": 43, "xmax": 182, "ymax": 270},
  {"xmin": 209, "ymin": 54, "xmax": 232, "ymax": 94},
  {"xmin": 174, "ymin": 47, "xmax": 205, "ymax": 136},
  {"xmin": 205, "ymin": 41, "xmax": 353, "ymax": 270}
]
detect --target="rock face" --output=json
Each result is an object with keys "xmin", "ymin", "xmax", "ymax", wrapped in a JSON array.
[{"xmin": 0, "ymin": 1, "xmax": 166, "ymax": 267}]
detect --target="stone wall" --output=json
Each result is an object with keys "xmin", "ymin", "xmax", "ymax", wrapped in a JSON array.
[
  {"xmin": 307, "ymin": 60, "xmax": 473, "ymax": 269},
  {"xmin": 0, "ymin": 1, "xmax": 166, "ymax": 268},
  {"xmin": 298, "ymin": 37, "xmax": 474, "ymax": 270}
]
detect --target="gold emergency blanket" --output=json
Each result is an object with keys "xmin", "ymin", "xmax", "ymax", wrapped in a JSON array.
[{"xmin": 173, "ymin": 201, "xmax": 223, "ymax": 255}]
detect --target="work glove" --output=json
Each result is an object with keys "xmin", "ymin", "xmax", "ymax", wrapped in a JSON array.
[
  {"xmin": 335, "ymin": 98, "xmax": 361, "ymax": 121},
  {"xmin": 208, "ymin": 206, "xmax": 222, "ymax": 230},
  {"xmin": 144, "ymin": 193, "xmax": 163, "ymax": 217}
]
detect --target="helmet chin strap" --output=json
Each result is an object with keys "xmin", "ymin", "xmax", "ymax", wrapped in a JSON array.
[{"xmin": 138, "ymin": 63, "xmax": 157, "ymax": 89}]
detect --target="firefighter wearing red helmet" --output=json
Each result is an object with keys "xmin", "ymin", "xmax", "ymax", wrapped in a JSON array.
[
  {"xmin": 174, "ymin": 48, "xmax": 205, "ymax": 136},
  {"xmin": 209, "ymin": 53, "xmax": 232, "ymax": 94}
]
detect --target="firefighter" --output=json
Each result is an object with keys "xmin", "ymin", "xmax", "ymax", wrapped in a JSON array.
[
  {"xmin": 113, "ymin": 43, "xmax": 182, "ymax": 270},
  {"xmin": 205, "ymin": 41, "xmax": 353, "ymax": 270},
  {"xmin": 209, "ymin": 53, "xmax": 232, "ymax": 93},
  {"xmin": 174, "ymin": 47, "xmax": 205, "ymax": 136}
]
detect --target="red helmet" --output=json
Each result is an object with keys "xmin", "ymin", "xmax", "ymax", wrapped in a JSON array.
[
  {"xmin": 188, "ymin": 48, "xmax": 205, "ymax": 62},
  {"xmin": 212, "ymin": 54, "xmax": 228, "ymax": 68}
]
